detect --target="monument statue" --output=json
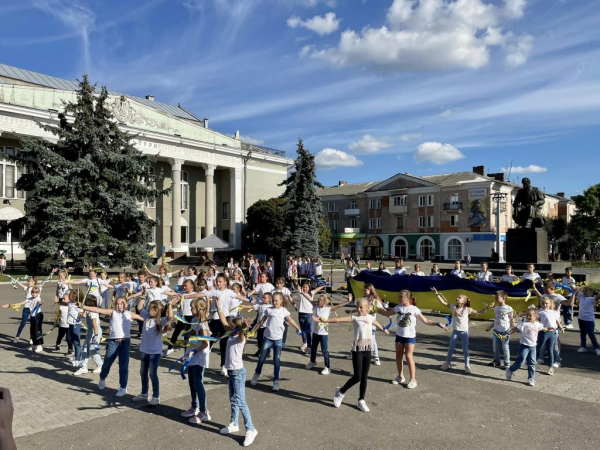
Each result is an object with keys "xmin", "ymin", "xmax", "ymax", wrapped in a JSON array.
[{"xmin": 512, "ymin": 177, "xmax": 545, "ymax": 228}]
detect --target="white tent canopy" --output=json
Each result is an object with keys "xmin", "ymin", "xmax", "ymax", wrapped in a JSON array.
[{"xmin": 189, "ymin": 234, "xmax": 231, "ymax": 249}]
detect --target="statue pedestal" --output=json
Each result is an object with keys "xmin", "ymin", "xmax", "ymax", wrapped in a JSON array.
[{"xmin": 506, "ymin": 228, "xmax": 548, "ymax": 264}]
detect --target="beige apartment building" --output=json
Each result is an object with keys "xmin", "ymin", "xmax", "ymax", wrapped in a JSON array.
[
  {"xmin": 319, "ymin": 166, "xmax": 575, "ymax": 263},
  {"xmin": 0, "ymin": 64, "xmax": 292, "ymax": 261}
]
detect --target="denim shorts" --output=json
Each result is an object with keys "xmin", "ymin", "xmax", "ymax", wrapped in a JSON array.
[{"xmin": 395, "ymin": 336, "xmax": 417, "ymax": 345}]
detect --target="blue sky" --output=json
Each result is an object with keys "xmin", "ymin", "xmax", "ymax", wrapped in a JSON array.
[{"xmin": 1, "ymin": 0, "xmax": 598, "ymax": 196}]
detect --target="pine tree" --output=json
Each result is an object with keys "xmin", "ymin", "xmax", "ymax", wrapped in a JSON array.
[
  {"xmin": 280, "ymin": 139, "xmax": 323, "ymax": 257},
  {"xmin": 10, "ymin": 76, "xmax": 169, "ymax": 272}
]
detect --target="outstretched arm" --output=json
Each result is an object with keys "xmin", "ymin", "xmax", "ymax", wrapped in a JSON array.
[
  {"xmin": 82, "ymin": 305, "xmax": 113, "ymax": 317},
  {"xmin": 431, "ymin": 287, "xmax": 449, "ymax": 307},
  {"xmin": 372, "ymin": 320, "xmax": 390, "ymax": 334},
  {"xmin": 417, "ymin": 313, "xmax": 448, "ymax": 331}
]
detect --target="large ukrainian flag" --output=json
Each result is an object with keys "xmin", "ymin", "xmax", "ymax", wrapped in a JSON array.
[{"xmin": 349, "ymin": 271, "xmax": 536, "ymax": 320}]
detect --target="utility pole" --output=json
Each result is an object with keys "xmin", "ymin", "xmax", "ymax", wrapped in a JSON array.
[{"xmin": 492, "ymin": 192, "xmax": 508, "ymax": 262}]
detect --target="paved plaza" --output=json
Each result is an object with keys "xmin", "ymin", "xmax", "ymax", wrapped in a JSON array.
[{"xmin": 1, "ymin": 279, "xmax": 600, "ymax": 449}]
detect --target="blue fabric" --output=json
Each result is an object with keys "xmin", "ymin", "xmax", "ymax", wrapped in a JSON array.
[{"xmin": 228, "ymin": 367, "xmax": 254, "ymax": 430}]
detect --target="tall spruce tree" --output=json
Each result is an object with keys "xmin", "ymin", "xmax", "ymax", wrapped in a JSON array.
[
  {"xmin": 10, "ymin": 76, "xmax": 169, "ymax": 271},
  {"xmin": 280, "ymin": 139, "xmax": 323, "ymax": 257}
]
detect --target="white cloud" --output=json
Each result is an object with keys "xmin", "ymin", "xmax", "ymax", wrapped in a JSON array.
[
  {"xmin": 299, "ymin": 45, "xmax": 313, "ymax": 58},
  {"xmin": 414, "ymin": 142, "xmax": 465, "ymax": 164},
  {"xmin": 239, "ymin": 135, "xmax": 265, "ymax": 146},
  {"xmin": 312, "ymin": 0, "xmax": 532, "ymax": 71},
  {"xmin": 505, "ymin": 34, "xmax": 533, "ymax": 68},
  {"xmin": 440, "ymin": 108, "xmax": 454, "ymax": 117},
  {"xmin": 501, "ymin": 164, "xmax": 547, "ymax": 174},
  {"xmin": 287, "ymin": 12, "xmax": 340, "ymax": 36},
  {"xmin": 315, "ymin": 148, "xmax": 364, "ymax": 170},
  {"xmin": 348, "ymin": 134, "xmax": 392, "ymax": 153},
  {"xmin": 399, "ymin": 133, "xmax": 421, "ymax": 141}
]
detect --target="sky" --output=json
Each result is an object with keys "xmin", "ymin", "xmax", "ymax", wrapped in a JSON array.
[{"xmin": 1, "ymin": 0, "xmax": 599, "ymax": 197}]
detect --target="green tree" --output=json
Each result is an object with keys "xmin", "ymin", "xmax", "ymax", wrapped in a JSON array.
[
  {"xmin": 280, "ymin": 139, "xmax": 323, "ymax": 257},
  {"xmin": 318, "ymin": 217, "xmax": 332, "ymax": 255},
  {"xmin": 544, "ymin": 216, "xmax": 567, "ymax": 255},
  {"xmin": 567, "ymin": 184, "xmax": 600, "ymax": 258},
  {"xmin": 10, "ymin": 76, "xmax": 168, "ymax": 271},
  {"xmin": 244, "ymin": 197, "xmax": 286, "ymax": 255}
]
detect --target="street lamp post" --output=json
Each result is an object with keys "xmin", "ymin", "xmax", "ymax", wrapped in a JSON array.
[{"xmin": 492, "ymin": 193, "xmax": 508, "ymax": 263}]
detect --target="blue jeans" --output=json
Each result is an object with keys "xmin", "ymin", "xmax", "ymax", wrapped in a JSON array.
[
  {"xmin": 69, "ymin": 324, "xmax": 82, "ymax": 361},
  {"xmin": 188, "ymin": 365, "xmax": 207, "ymax": 412},
  {"xmin": 310, "ymin": 333, "xmax": 330, "ymax": 368},
  {"xmin": 509, "ymin": 344, "xmax": 536, "ymax": 380},
  {"xmin": 140, "ymin": 353, "xmax": 161, "ymax": 398},
  {"xmin": 16, "ymin": 308, "xmax": 30, "ymax": 337},
  {"xmin": 537, "ymin": 330, "xmax": 557, "ymax": 367},
  {"xmin": 228, "ymin": 367, "xmax": 254, "ymax": 431},
  {"xmin": 446, "ymin": 330, "xmax": 470, "ymax": 365},
  {"xmin": 492, "ymin": 330, "xmax": 510, "ymax": 365},
  {"xmin": 255, "ymin": 338, "xmax": 283, "ymax": 381},
  {"xmin": 298, "ymin": 313, "xmax": 312, "ymax": 347},
  {"xmin": 579, "ymin": 319, "xmax": 600, "ymax": 350},
  {"xmin": 100, "ymin": 339, "xmax": 131, "ymax": 389},
  {"xmin": 561, "ymin": 304, "xmax": 574, "ymax": 325},
  {"xmin": 81, "ymin": 322, "xmax": 102, "ymax": 369},
  {"xmin": 554, "ymin": 331, "xmax": 562, "ymax": 363}
]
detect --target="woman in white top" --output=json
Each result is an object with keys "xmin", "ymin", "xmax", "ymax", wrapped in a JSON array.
[
  {"xmin": 215, "ymin": 302, "xmax": 258, "ymax": 446},
  {"xmin": 411, "ymin": 264, "xmax": 425, "ymax": 276},
  {"xmin": 394, "ymin": 260, "xmax": 407, "ymax": 276},
  {"xmin": 521, "ymin": 264, "xmax": 542, "ymax": 285},
  {"xmin": 83, "ymin": 296, "xmax": 143, "ymax": 397},
  {"xmin": 378, "ymin": 262, "xmax": 391, "ymax": 274},
  {"xmin": 450, "ymin": 260, "xmax": 465, "ymax": 278},
  {"xmin": 500, "ymin": 265, "xmax": 519, "ymax": 284},
  {"xmin": 430, "ymin": 264, "xmax": 442, "ymax": 277},
  {"xmin": 321, "ymin": 298, "xmax": 388, "ymax": 413},
  {"xmin": 378, "ymin": 290, "xmax": 448, "ymax": 389},
  {"xmin": 476, "ymin": 262, "xmax": 494, "ymax": 283}
]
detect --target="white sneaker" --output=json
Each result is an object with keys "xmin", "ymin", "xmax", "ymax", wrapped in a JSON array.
[
  {"xmin": 464, "ymin": 365, "xmax": 472, "ymax": 374},
  {"xmin": 548, "ymin": 368, "xmax": 554, "ymax": 376},
  {"xmin": 220, "ymin": 423, "xmax": 239, "ymax": 434},
  {"xmin": 577, "ymin": 347, "xmax": 587, "ymax": 353},
  {"xmin": 98, "ymin": 379, "xmax": 106, "ymax": 390},
  {"xmin": 392, "ymin": 376, "xmax": 405, "ymax": 385},
  {"xmin": 595, "ymin": 349, "xmax": 600, "ymax": 356},
  {"xmin": 13, "ymin": 338, "xmax": 18, "ymax": 344},
  {"xmin": 250, "ymin": 373, "xmax": 259, "ymax": 386},
  {"xmin": 505, "ymin": 368, "xmax": 512, "ymax": 381},
  {"xmin": 321, "ymin": 367, "xmax": 330, "ymax": 375},
  {"xmin": 373, "ymin": 358, "xmax": 381, "ymax": 366},
  {"xmin": 220, "ymin": 367, "xmax": 228, "ymax": 377},
  {"xmin": 29, "ymin": 339, "xmax": 33, "ymax": 345},
  {"xmin": 34, "ymin": 345, "xmax": 43, "ymax": 353},
  {"xmin": 149, "ymin": 397, "xmax": 160, "ymax": 406},
  {"xmin": 358, "ymin": 400, "xmax": 370, "ymax": 412},
  {"xmin": 132, "ymin": 393, "xmax": 148, "ymax": 402},
  {"xmin": 305, "ymin": 361, "xmax": 316, "ymax": 369},
  {"xmin": 27, "ymin": 346, "xmax": 33, "ymax": 351},
  {"xmin": 181, "ymin": 407, "xmax": 198, "ymax": 418},
  {"xmin": 407, "ymin": 380, "xmax": 418, "ymax": 389},
  {"xmin": 300, "ymin": 343, "xmax": 307, "ymax": 353},
  {"xmin": 74, "ymin": 367, "xmax": 88, "ymax": 376},
  {"xmin": 200, "ymin": 410, "xmax": 211, "ymax": 422},
  {"xmin": 346, "ymin": 353, "xmax": 353, "ymax": 360},
  {"xmin": 553, "ymin": 362, "xmax": 560, "ymax": 368},
  {"xmin": 528, "ymin": 378, "xmax": 536, "ymax": 386},
  {"xmin": 93, "ymin": 366, "xmax": 102, "ymax": 374},
  {"xmin": 333, "ymin": 387, "xmax": 345, "ymax": 408},
  {"xmin": 243, "ymin": 429, "xmax": 258, "ymax": 447},
  {"xmin": 272, "ymin": 381, "xmax": 280, "ymax": 391},
  {"xmin": 440, "ymin": 362, "xmax": 450, "ymax": 371},
  {"xmin": 564, "ymin": 324, "xmax": 574, "ymax": 329},
  {"xmin": 166, "ymin": 349, "xmax": 174, "ymax": 356},
  {"xmin": 116, "ymin": 387, "xmax": 127, "ymax": 397}
]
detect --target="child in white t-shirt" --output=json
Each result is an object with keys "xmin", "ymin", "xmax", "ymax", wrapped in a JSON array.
[
  {"xmin": 54, "ymin": 290, "xmax": 72, "ymax": 354},
  {"xmin": 274, "ymin": 277, "xmax": 295, "ymax": 349},
  {"xmin": 306, "ymin": 293, "xmax": 350, "ymax": 375},
  {"xmin": 476, "ymin": 262, "xmax": 494, "ymax": 283},
  {"xmin": 500, "ymin": 265, "xmax": 519, "ymax": 284},
  {"xmin": 411, "ymin": 264, "xmax": 425, "ymax": 276},
  {"xmin": 247, "ymin": 273, "xmax": 274, "ymax": 305},
  {"xmin": 576, "ymin": 287, "xmax": 600, "ymax": 355},
  {"xmin": 323, "ymin": 298, "xmax": 389, "ymax": 412},
  {"xmin": 77, "ymin": 296, "xmax": 103, "ymax": 375},
  {"xmin": 560, "ymin": 267, "xmax": 577, "ymax": 328},
  {"xmin": 432, "ymin": 287, "xmax": 492, "ymax": 373},
  {"xmin": 486, "ymin": 290, "xmax": 515, "ymax": 368},
  {"xmin": 450, "ymin": 260, "xmax": 465, "ymax": 278},
  {"xmin": 534, "ymin": 296, "xmax": 563, "ymax": 374},
  {"xmin": 378, "ymin": 290, "xmax": 448, "ymax": 389},
  {"xmin": 506, "ymin": 309, "xmax": 548, "ymax": 386},
  {"xmin": 252, "ymin": 292, "xmax": 273, "ymax": 357},
  {"xmin": 294, "ymin": 280, "xmax": 327, "ymax": 354}
]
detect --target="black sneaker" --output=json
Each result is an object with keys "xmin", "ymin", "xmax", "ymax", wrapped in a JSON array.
[
  {"xmin": 487, "ymin": 361, "xmax": 500, "ymax": 367},
  {"xmin": 54, "ymin": 345, "xmax": 60, "ymax": 351}
]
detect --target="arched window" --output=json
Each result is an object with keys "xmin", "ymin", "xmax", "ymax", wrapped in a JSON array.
[
  {"xmin": 393, "ymin": 238, "xmax": 407, "ymax": 259},
  {"xmin": 447, "ymin": 238, "xmax": 463, "ymax": 261},
  {"xmin": 181, "ymin": 170, "xmax": 189, "ymax": 210},
  {"xmin": 418, "ymin": 237, "xmax": 434, "ymax": 260}
]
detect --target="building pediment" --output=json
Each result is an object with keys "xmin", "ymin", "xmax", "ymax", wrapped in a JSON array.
[{"xmin": 367, "ymin": 173, "xmax": 437, "ymax": 192}]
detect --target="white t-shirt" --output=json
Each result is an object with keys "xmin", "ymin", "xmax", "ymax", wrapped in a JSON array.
[
  {"xmin": 23, "ymin": 286, "xmax": 41, "ymax": 309},
  {"xmin": 538, "ymin": 309, "xmax": 559, "ymax": 329},
  {"xmin": 274, "ymin": 287, "xmax": 292, "ymax": 300},
  {"xmin": 430, "ymin": 272, "xmax": 443, "ymax": 277},
  {"xmin": 159, "ymin": 273, "xmax": 173, "ymax": 287},
  {"xmin": 187, "ymin": 322, "xmax": 211, "ymax": 368},
  {"xmin": 59, "ymin": 304, "xmax": 69, "ymax": 328},
  {"xmin": 477, "ymin": 271, "xmax": 493, "ymax": 282},
  {"xmin": 254, "ymin": 304, "xmax": 272, "ymax": 328},
  {"xmin": 263, "ymin": 307, "xmax": 290, "ymax": 341},
  {"xmin": 312, "ymin": 306, "xmax": 331, "ymax": 335},
  {"xmin": 87, "ymin": 312, "xmax": 100, "ymax": 334},
  {"xmin": 207, "ymin": 289, "xmax": 235, "ymax": 320},
  {"xmin": 561, "ymin": 276, "xmax": 576, "ymax": 287},
  {"xmin": 29, "ymin": 297, "xmax": 42, "ymax": 317},
  {"xmin": 180, "ymin": 293, "xmax": 194, "ymax": 316},
  {"xmin": 297, "ymin": 291, "xmax": 314, "ymax": 314},
  {"xmin": 394, "ymin": 268, "xmax": 407, "ymax": 276},
  {"xmin": 67, "ymin": 302, "xmax": 82, "ymax": 325},
  {"xmin": 253, "ymin": 283, "xmax": 275, "ymax": 304},
  {"xmin": 109, "ymin": 311, "xmax": 132, "ymax": 339},
  {"xmin": 577, "ymin": 293, "xmax": 596, "ymax": 322},
  {"xmin": 501, "ymin": 274, "xmax": 518, "ymax": 283},
  {"xmin": 493, "ymin": 305, "xmax": 514, "ymax": 332},
  {"xmin": 546, "ymin": 293, "xmax": 567, "ymax": 311},
  {"xmin": 184, "ymin": 275, "xmax": 197, "ymax": 282},
  {"xmin": 411, "ymin": 271, "xmax": 425, "ymax": 276},
  {"xmin": 82, "ymin": 278, "xmax": 102, "ymax": 298},
  {"xmin": 450, "ymin": 269, "xmax": 465, "ymax": 278},
  {"xmin": 517, "ymin": 321, "xmax": 543, "ymax": 346},
  {"xmin": 314, "ymin": 262, "xmax": 323, "ymax": 276},
  {"xmin": 224, "ymin": 334, "xmax": 246, "ymax": 371},
  {"xmin": 352, "ymin": 314, "xmax": 375, "ymax": 351},
  {"xmin": 450, "ymin": 305, "xmax": 473, "ymax": 331},
  {"xmin": 139, "ymin": 310, "xmax": 168, "ymax": 354},
  {"xmin": 393, "ymin": 305, "xmax": 422, "ymax": 338},
  {"xmin": 98, "ymin": 278, "xmax": 110, "ymax": 294},
  {"xmin": 56, "ymin": 281, "xmax": 70, "ymax": 300},
  {"xmin": 145, "ymin": 287, "xmax": 169, "ymax": 306},
  {"xmin": 522, "ymin": 272, "xmax": 541, "ymax": 283},
  {"xmin": 345, "ymin": 267, "xmax": 359, "ymax": 278}
]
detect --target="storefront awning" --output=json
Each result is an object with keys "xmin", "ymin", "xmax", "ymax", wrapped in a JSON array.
[
  {"xmin": 0, "ymin": 207, "xmax": 24, "ymax": 221},
  {"xmin": 334, "ymin": 233, "xmax": 367, "ymax": 239}
]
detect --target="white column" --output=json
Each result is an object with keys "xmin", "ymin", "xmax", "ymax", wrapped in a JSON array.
[
  {"xmin": 169, "ymin": 158, "xmax": 184, "ymax": 251},
  {"xmin": 204, "ymin": 164, "xmax": 216, "ymax": 237},
  {"xmin": 230, "ymin": 167, "xmax": 243, "ymax": 249}
]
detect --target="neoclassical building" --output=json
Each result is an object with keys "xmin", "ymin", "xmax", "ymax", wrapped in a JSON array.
[{"xmin": 0, "ymin": 63, "xmax": 292, "ymax": 261}]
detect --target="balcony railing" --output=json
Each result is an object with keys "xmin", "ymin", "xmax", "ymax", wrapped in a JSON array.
[
  {"xmin": 389, "ymin": 204, "xmax": 408, "ymax": 215},
  {"xmin": 443, "ymin": 202, "xmax": 463, "ymax": 211},
  {"xmin": 344, "ymin": 208, "xmax": 360, "ymax": 216}
]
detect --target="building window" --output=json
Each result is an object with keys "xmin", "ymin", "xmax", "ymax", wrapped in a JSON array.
[
  {"xmin": 145, "ymin": 167, "xmax": 155, "ymax": 208},
  {"xmin": 150, "ymin": 226, "xmax": 156, "ymax": 244},
  {"xmin": 369, "ymin": 198, "xmax": 381, "ymax": 210},
  {"xmin": 427, "ymin": 215, "xmax": 434, "ymax": 227},
  {"xmin": 427, "ymin": 195, "xmax": 434, "ymax": 206},
  {"xmin": 447, "ymin": 238, "xmax": 462, "ymax": 260},
  {"xmin": 328, "ymin": 202, "xmax": 333, "ymax": 212},
  {"xmin": 419, "ymin": 216, "xmax": 425, "ymax": 228},
  {"xmin": 0, "ymin": 147, "xmax": 25, "ymax": 199},
  {"xmin": 393, "ymin": 239, "xmax": 407, "ymax": 258},
  {"xmin": 393, "ymin": 195, "xmax": 407, "ymax": 206},
  {"xmin": 450, "ymin": 193, "xmax": 459, "ymax": 204},
  {"xmin": 349, "ymin": 201, "xmax": 357, "ymax": 209},
  {"xmin": 181, "ymin": 226, "xmax": 188, "ymax": 244},
  {"xmin": 328, "ymin": 220, "xmax": 338, "ymax": 231},
  {"xmin": 350, "ymin": 218, "xmax": 358, "ymax": 228},
  {"xmin": 181, "ymin": 171, "xmax": 189, "ymax": 210},
  {"xmin": 223, "ymin": 202, "xmax": 230, "ymax": 219},
  {"xmin": 419, "ymin": 196, "xmax": 425, "ymax": 207},
  {"xmin": 450, "ymin": 215, "xmax": 458, "ymax": 227},
  {"xmin": 396, "ymin": 216, "xmax": 404, "ymax": 228},
  {"xmin": 334, "ymin": 202, "xmax": 339, "ymax": 212},
  {"xmin": 369, "ymin": 218, "xmax": 382, "ymax": 229}
]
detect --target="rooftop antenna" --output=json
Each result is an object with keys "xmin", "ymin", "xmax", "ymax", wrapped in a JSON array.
[{"xmin": 507, "ymin": 161, "xmax": 513, "ymax": 184}]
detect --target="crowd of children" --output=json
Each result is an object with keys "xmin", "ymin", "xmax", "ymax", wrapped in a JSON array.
[{"xmin": 2, "ymin": 261, "xmax": 599, "ymax": 447}]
